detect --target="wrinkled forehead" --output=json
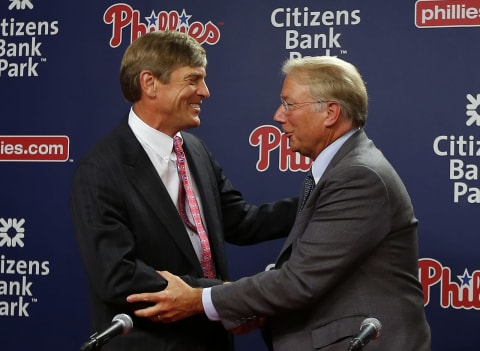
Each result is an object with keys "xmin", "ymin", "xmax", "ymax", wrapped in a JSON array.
[
  {"xmin": 280, "ymin": 74, "xmax": 312, "ymax": 100},
  {"xmin": 169, "ymin": 65, "xmax": 207, "ymax": 80}
]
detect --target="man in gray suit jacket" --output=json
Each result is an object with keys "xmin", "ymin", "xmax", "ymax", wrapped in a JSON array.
[
  {"xmin": 127, "ymin": 56, "xmax": 432, "ymax": 351},
  {"xmin": 70, "ymin": 31, "xmax": 297, "ymax": 351}
]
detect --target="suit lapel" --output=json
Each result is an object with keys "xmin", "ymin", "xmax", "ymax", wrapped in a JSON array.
[
  {"xmin": 119, "ymin": 122, "xmax": 202, "ymax": 273},
  {"xmin": 276, "ymin": 130, "xmax": 366, "ymax": 266},
  {"xmin": 276, "ymin": 205, "xmax": 313, "ymax": 266}
]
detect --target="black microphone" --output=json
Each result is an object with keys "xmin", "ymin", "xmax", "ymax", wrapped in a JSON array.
[
  {"xmin": 348, "ymin": 317, "xmax": 382, "ymax": 351},
  {"xmin": 80, "ymin": 313, "xmax": 133, "ymax": 351}
]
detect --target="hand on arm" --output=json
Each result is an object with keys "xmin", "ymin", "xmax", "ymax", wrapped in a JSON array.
[{"xmin": 126, "ymin": 271, "xmax": 204, "ymax": 323}]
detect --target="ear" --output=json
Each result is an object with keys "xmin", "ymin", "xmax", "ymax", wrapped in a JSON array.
[
  {"xmin": 139, "ymin": 70, "xmax": 157, "ymax": 98},
  {"xmin": 324, "ymin": 101, "xmax": 342, "ymax": 127}
]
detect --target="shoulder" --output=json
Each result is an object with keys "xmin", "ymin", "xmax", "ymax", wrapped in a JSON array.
[{"xmin": 75, "ymin": 118, "xmax": 140, "ymax": 169}]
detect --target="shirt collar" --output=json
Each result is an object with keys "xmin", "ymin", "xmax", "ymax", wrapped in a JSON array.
[
  {"xmin": 311, "ymin": 129, "xmax": 357, "ymax": 183},
  {"xmin": 128, "ymin": 108, "xmax": 181, "ymax": 160}
]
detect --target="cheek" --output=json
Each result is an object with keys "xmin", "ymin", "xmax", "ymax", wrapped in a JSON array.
[
  {"xmin": 301, "ymin": 119, "xmax": 323, "ymax": 143},
  {"xmin": 173, "ymin": 86, "xmax": 192, "ymax": 104},
  {"xmin": 294, "ymin": 115, "xmax": 318, "ymax": 133}
]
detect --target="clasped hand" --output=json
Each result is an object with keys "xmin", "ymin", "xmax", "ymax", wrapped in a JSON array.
[
  {"xmin": 127, "ymin": 271, "xmax": 264, "ymax": 335},
  {"xmin": 126, "ymin": 271, "xmax": 203, "ymax": 323}
]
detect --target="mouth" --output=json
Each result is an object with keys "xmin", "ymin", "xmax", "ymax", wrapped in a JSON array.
[{"xmin": 190, "ymin": 103, "xmax": 201, "ymax": 113}]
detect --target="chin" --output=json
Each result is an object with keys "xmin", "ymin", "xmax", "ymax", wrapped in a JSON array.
[
  {"xmin": 184, "ymin": 118, "xmax": 200, "ymax": 130},
  {"xmin": 288, "ymin": 142, "xmax": 298, "ymax": 153}
]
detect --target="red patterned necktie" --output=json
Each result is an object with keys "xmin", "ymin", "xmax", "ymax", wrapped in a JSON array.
[{"xmin": 173, "ymin": 136, "xmax": 216, "ymax": 279}]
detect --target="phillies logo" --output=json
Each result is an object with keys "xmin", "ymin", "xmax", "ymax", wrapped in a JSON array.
[
  {"xmin": 104, "ymin": 3, "xmax": 221, "ymax": 47},
  {"xmin": 250, "ymin": 125, "xmax": 311, "ymax": 172},
  {"xmin": 419, "ymin": 258, "xmax": 480, "ymax": 309}
]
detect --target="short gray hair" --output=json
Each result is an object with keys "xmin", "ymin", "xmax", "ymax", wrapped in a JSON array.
[{"xmin": 282, "ymin": 56, "xmax": 368, "ymax": 127}]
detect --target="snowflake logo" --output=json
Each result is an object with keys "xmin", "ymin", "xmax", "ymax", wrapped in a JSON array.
[
  {"xmin": 8, "ymin": 0, "xmax": 33, "ymax": 10},
  {"xmin": 466, "ymin": 93, "xmax": 480, "ymax": 126},
  {"xmin": 0, "ymin": 218, "xmax": 25, "ymax": 247}
]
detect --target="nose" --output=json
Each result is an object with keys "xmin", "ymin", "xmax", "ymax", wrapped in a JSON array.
[
  {"xmin": 273, "ymin": 105, "xmax": 286, "ymax": 123},
  {"xmin": 199, "ymin": 80, "xmax": 210, "ymax": 98}
]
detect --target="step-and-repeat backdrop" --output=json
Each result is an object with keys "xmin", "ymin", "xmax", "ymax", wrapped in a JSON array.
[{"xmin": 1, "ymin": 0, "xmax": 479, "ymax": 350}]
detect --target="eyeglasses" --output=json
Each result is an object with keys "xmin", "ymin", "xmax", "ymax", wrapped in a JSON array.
[{"xmin": 280, "ymin": 99, "xmax": 333, "ymax": 112}]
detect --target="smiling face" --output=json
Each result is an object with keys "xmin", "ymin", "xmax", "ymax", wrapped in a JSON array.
[
  {"xmin": 134, "ymin": 65, "xmax": 210, "ymax": 136},
  {"xmin": 154, "ymin": 65, "xmax": 210, "ymax": 135}
]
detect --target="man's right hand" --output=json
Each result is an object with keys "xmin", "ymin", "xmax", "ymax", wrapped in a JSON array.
[{"xmin": 126, "ymin": 271, "xmax": 204, "ymax": 323}]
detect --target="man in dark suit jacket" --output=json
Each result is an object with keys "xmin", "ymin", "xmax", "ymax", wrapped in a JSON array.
[
  {"xmin": 127, "ymin": 56, "xmax": 432, "ymax": 351},
  {"xmin": 70, "ymin": 30, "xmax": 297, "ymax": 351}
]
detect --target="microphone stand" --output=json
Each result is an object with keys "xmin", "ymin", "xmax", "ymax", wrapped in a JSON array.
[{"xmin": 80, "ymin": 332, "xmax": 100, "ymax": 351}]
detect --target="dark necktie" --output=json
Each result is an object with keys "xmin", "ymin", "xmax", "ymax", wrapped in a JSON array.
[
  {"xmin": 299, "ymin": 171, "xmax": 315, "ymax": 212},
  {"xmin": 173, "ymin": 136, "xmax": 216, "ymax": 279}
]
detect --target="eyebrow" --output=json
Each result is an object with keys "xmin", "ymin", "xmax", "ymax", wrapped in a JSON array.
[
  {"xmin": 186, "ymin": 73, "xmax": 202, "ymax": 79},
  {"xmin": 183, "ymin": 70, "xmax": 206, "ymax": 79}
]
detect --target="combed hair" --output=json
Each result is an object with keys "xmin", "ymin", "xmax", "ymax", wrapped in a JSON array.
[
  {"xmin": 120, "ymin": 30, "xmax": 207, "ymax": 102},
  {"xmin": 282, "ymin": 56, "xmax": 368, "ymax": 128}
]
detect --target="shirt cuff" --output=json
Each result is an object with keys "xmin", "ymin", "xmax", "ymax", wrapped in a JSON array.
[{"xmin": 202, "ymin": 287, "xmax": 220, "ymax": 321}]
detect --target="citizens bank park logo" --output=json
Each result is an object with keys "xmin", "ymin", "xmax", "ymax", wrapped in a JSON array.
[
  {"xmin": 432, "ymin": 93, "xmax": 480, "ymax": 204},
  {"xmin": 415, "ymin": 0, "xmax": 480, "ymax": 28},
  {"xmin": 0, "ymin": 136, "xmax": 69, "ymax": 162},
  {"xmin": 2, "ymin": 0, "xmax": 60, "ymax": 78},
  {"xmin": 103, "ymin": 3, "xmax": 221, "ymax": 47},
  {"xmin": 0, "ymin": 218, "xmax": 51, "ymax": 317}
]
